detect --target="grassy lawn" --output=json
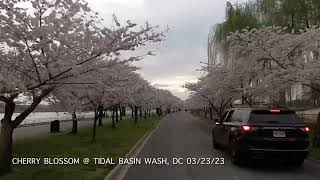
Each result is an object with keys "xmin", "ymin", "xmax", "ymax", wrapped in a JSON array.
[
  {"xmin": 309, "ymin": 131, "xmax": 320, "ymax": 161},
  {"xmin": 309, "ymin": 148, "xmax": 320, "ymax": 161},
  {"xmin": 2, "ymin": 116, "xmax": 160, "ymax": 180}
]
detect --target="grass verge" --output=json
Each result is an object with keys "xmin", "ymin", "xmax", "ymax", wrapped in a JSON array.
[
  {"xmin": 309, "ymin": 148, "xmax": 320, "ymax": 161},
  {"xmin": 2, "ymin": 116, "xmax": 160, "ymax": 180},
  {"xmin": 309, "ymin": 132, "xmax": 320, "ymax": 161}
]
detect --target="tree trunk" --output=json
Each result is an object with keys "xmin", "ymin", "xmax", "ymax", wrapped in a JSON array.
[
  {"xmin": 119, "ymin": 106, "xmax": 123, "ymax": 121},
  {"xmin": 129, "ymin": 106, "xmax": 134, "ymax": 118},
  {"xmin": 158, "ymin": 108, "xmax": 161, "ymax": 116},
  {"xmin": 204, "ymin": 107, "xmax": 207, "ymax": 119},
  {"xmin": 313, "ymin": 112, "xmax": 320, "ymax": 148},
  {"xmin": 98, "ymin": 105, "xmax": 103, "ymax": 127},
  {"xmin": 160, "ymin": 107, "xmax": 163, "ymax": 116},
  {"xmin": 0, "ymin": 98, "xmax": 15, "ymax": 176},
  {"xmin": 121, "ymin": 107, "xmax": 126, "ymax": 116},
  {"xmin": 139, "ymin": 108, "xmax": 142, "ymax": 117},
  {"xmin": 134, "ymin": 106, "xmax": 138, "ymax": 124},
  {"xmin": 0, "ymin": 90, "xmax": 51, "ymax": 175},
  {"xmin": 290, "ymin": 13, "xmax": 295, "ymax": 33},
  {"xmin": 144, "ymin": 109, "xmax": 147, "ymax": 119},
  {"xmin": 71, "ymin": 112, "xmax": 77, "ymax": 134},
  {"xmin": 111, "ymin": 110, "xmax": 116, "ymax": 129},
  {"xmin": 209, "ymin": 107, "xmax": 213, "ymax": 120},
  {"xmin": 279, "ymin": 90, "xmax": 287, "ymax": 107},
  {"xmin": 0, "ymin": 122, "xmax": 13, "ymax": 176},
  {"xmin": 91, "ymin": 111, "xmax": 98, "ymax": 143},
  {"xmin": 116, "ymin": 108, "xmax": 119, "ymax": 123}
]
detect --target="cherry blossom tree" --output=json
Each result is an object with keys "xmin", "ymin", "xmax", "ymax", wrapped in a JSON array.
[
  {"xmin": 0, "ymin": 0, "xmax": 164, "ymax": 175},
  {"xmin": 152, "ymin": 89, "xmax": 183, "ymax": 115},
  {"xmin": 127, "ymin": 77, "xmax": 151, "ymax": 123},
  {"xmin": 52, "ymin": 85, "xmax": 87, "ymax": 134},
  {"xmin": 225, "ymin": 26, "xmax": 320, "ymax": 104},
  {"xmin": 189, "ymin": 25, "xmax": 320, "ymax": 118},
  {"xmin": 185, "ymin": 65, "xmax": 241, "ymax": 119},
  {"xmin": 185, "ymin": 93, "xmax": 209, "ymax": 116},
  {"xmin": 59, "ymin": 63, "xmax": 144, "ymax": 142}
]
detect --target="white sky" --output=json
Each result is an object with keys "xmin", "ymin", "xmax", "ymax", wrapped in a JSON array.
[{"xmin": 87, "ymin": 0, "xmax": 246, "ymax": 100}]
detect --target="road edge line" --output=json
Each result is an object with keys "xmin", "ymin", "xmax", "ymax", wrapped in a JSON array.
[{"xmin": 104, "ymin": 118, "xmax": 161, "ymax": 180}]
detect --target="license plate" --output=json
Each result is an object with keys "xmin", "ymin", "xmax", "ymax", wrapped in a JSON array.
[{"xmin": 273, "ymin": 130, "xmax": 286, "ymax": 137}]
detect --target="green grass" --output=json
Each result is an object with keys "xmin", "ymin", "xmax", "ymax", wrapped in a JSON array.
[
  {"xmin": 289, "ymin": 106, "xmax": 316, "ymax": 112},
  {"xmin": 309, "ymin": 131, "xmax": 320, "ymax": 161},
  {"xmin": 2, "ymin": 116, "xmax": 160, "ymax": 180},
  {"xmin": 309, "ymin": 148, "xmax": 320, "ymax": 161}
]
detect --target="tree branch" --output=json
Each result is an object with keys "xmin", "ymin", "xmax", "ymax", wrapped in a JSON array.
[
  {"xmin": 12, "ymin": 88, "xmax": 53, "ymax": 128},
  {"xmin": 23, "ymin": 37, "xmax": 42, "ymax": 83},
  {"xmin": 0, "ymin": 96, "xmax": 9, "ymax": 103}
]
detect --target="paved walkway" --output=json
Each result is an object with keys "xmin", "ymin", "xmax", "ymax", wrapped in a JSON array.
[{"xmin": 12, "ymin": 118, "xmax": 111, "ymax": 140}]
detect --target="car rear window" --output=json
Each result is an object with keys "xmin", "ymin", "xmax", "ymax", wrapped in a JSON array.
[{"xmin": 249, "ymin": 111, "xmax": 301, "ymax": 124}]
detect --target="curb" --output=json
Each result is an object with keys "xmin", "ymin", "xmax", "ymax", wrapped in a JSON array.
[{"xmin": 104, "ymin": 121, "xmax": 160, "ymax": 180}]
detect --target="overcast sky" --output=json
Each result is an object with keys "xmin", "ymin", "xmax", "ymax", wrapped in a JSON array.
[{"xmin": 88, "ymin": 0, "xmax": 244, "ymax": 100}]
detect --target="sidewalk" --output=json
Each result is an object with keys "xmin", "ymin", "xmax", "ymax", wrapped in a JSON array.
[{"xmin": 13, "ymin": 118, "xmax": 111, "ymax": 141}]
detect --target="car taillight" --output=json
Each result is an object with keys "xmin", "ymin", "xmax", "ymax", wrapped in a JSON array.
[
  {"xmin": 241, "ymin": 125, "xmax": 251, "ymax": 132},
  {"xmin": 300, "ymin": 127, "xmax": 310, "ymax": 133}
]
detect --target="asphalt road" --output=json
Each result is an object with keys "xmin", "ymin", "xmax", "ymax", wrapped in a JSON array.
[
  {"xmin": 123, "ymin": 111, "xmax": 320, "ymax": 180},
  {"xmin": 12, "ymin": 118, "xmax": 111, "ymax": 141}
]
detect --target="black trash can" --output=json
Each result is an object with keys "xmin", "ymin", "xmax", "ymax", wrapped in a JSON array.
[{"xmin": 50, "ymin": 120, "xmax": 60, "ymax": 133}]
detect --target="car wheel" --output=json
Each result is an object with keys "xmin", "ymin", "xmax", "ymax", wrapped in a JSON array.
[
  {"xmin": 230, "ymin": 140, "xmax": 243, "ymax": 165},
  {"xmin": 212, "ymin": 131, "xmax": 219, "ymax": 149}
]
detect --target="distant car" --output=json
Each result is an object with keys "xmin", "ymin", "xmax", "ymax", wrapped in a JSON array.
[{"xmin": 212, "ymin": 108, "xmax": 310, "ymax": 167}]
